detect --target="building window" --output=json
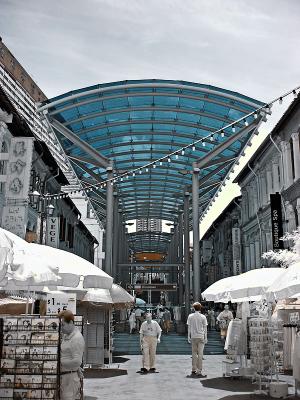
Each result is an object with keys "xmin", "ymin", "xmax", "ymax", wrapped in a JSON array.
[
  {"xmin": 59, "ymin": 215, "xmax": 66, "ymax": 241},
  {"xmin": 67, "ymin": 223, "xmax": 74, "ymax": 248},
  {"xmin": 290, "ymin": 137, "xmax": 295, "ymax": 179}
]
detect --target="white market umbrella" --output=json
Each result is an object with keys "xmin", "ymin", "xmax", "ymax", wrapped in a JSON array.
[
  {"xmin": 266, "ymin": 263, "xmax": 300, "ymax": 300},
  {"xmin": 110, "ymin": 284, "xmax": 134, "ymax": 305},
  {"xmin": 0, "ymin": 228, "xmax": 60, "ymax": 288},
  {"xmin": 228, "ymin": 268, "xmax": 283, "ymax": 301},
  {"xmin": 135, "ymin": 297, "xmax": 146, "ymax": 306},
  {"xmin": 15, "ymin": 243, "xmax": 113, "ymax": 289},
  {"xmin": 0, "ymin": 229, "xmax": 15, "ymax": 281},
  {"xmin": 202, "ymin": 276, "xmax": 234, "ymax": 302}
]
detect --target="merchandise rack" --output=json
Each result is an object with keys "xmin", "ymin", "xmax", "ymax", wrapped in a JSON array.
[{"xmin": 0, "ymin": 315, "xmax": 84, "ymax": 400}]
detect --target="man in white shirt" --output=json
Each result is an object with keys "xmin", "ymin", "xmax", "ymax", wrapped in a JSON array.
[
  {"xmin": 187, "ymin": 302, "xmax": 208, "ymax": 377},
  {"xmin": 59, "ymin": 310, "xmax": 85, "ymax": 400},
  {"xmin": 139, "ymin": 313, "xmax": 162, "ymax": 374}
]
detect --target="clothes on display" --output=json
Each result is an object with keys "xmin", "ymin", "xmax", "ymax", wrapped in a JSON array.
[
  {"xmin": 292, "ymin": 330, "xmax": 300, "ymax": 381},
  {"xmin": 217, "ymin": 307, "xmax": 233, "ymax": 339}
]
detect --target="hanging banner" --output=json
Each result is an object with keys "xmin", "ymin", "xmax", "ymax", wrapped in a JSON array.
[
  {"xmin": 46, "ymin": 217, "xmax": 59, "ymax": 248},
  {"xmin": 46, "ymin": 293, "xmax": 77, "ymax": 315},
  {"xmin": 270, "ymin": 193, "xmax": 284, "ymax": 250},
  {"xmin": 232, "ymin": 228, "xmax": 241, "ymax": 275}
]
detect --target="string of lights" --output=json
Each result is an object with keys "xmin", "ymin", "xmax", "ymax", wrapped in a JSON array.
[{"xmin": 43, "ymin": 85, "xmax": 300, "ymax": 200}]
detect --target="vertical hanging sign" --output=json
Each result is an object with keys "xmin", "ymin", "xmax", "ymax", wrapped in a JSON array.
[
  {"xmin": 46, "ymin": 217, "xmax": 59, "ymax": 248},
  {"xmin": 270, "ymin": 193, "xmax": 284, "ymax": 250},
  {"xmin": 232, "ymin": 227, "xmax": 241, "ymax": 275}
]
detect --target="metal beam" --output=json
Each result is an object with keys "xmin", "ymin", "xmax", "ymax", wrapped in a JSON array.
[
  {"xmin": 68, "ymin": 154, "xmax": 106, "ymax": 169},
  {"xmin": 118, "ymin": 263, "xmax": 184, "ymax": 267},
  {"xmin": 49, "ymin": 118, "xmax": 110, "ymax": 168},
  {"xmin": 70, "ymin": 158, "xmax": 105, "ymax": 184},
  {"xmin": 194, "ymin": 121, "xmax": 259, "ymax": 169},
  {"xmin": 104, "ymin": 166, "xmax": 114, "ymax": 275},
  {"xmin": 198, "ymin": 159, "xmax": 235, "ymax": 186}
]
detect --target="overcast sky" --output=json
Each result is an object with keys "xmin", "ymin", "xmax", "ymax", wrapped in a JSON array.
[
  {"xmin": 1, "ymin": 0, "xmax": 299, "ymax": 236},
  {"xmin": 1, "ymin": 0, "xmax": 299, "ymax": 102}
]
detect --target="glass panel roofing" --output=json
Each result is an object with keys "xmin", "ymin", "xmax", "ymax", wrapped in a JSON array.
[{"xmin": 43, "ymin": 80, "xmax": 264, "ymax": 253}]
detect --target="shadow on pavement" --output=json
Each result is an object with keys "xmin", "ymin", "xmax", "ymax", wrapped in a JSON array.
[
  {"xmin": 112, "ymin": 356, "xmax": 130, "ymax": 363},
  {"xmin": 84, "ymin": 369, "xmax": 127, "ymax": 379},
  {"xmin": 200, "ymin": 377, "xmax": 256, "ymax": 392},
  {"xmin": 218, "ymin": 396, "xmax": 297, "ymax": 400}
]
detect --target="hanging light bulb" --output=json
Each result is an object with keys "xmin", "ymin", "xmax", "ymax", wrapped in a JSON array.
[
  {"xmin": 181, "ymin": 149, "xmax": 185, "ymax": 156},
  {"xmin": 210, "ymin": 135, "xmax": 213, "ymax": 141},
  {"xmin": 293, "ymin": 90, "xmax": 297, "ymax": 99},
  {"xmin": 221, "ymin": 130, "xmax": 225, "ymax": 137},
  {"xmin": 121, "ymin": 177, "xmax": 123, "ymax": 181},
  {"xmin": 126, "ymin": 174, "xmax": 129, "ymax": 179},
  {"xmin": 243, "ymin": 119, "xmax": 249, "ymax": 126},
  {"xmin": 202, "ymin": 141, "xmax": 206, "ymax": 147},
  {"xmin": 279, "ymin": 97, "xmax": 283, "ymax": 105},
  {"xmin": 232, "ymin": 125, "xmax": 236, "ymax": 133},
  {"xmin": 139, "ymin": 170, "xmax": 142, "ymax": 174},
  {"xmin": 146, "ymin": 167, "xmax": 149, "ymax": 172},
  {"xmin": 153, "ymin": 163, "xmax": 156, "ymax": 168},
  {"xmin": 192, "ymin": 145, "xmax": 196, "ymax": 151},
  {"xmin": 110, "ymin": 180, "xmax": 113, "ymax": 185},
  {"xmin": 159, "ymin": 161, "xmax": 163, "ymax": 166},
  {"xmin": 168, "ymin": 156, "xmax": 171, "ymax": 163},
  {"xmin": 132, "ymin": 172, "xmax": 135, "ymax": 177},
  {"xmin": 254, "ymin": 112, "xmax": 258, "ymax": 119},
  {"xmin": 175, "ymin": 153, "xmax": 179, "ymax": 159}
]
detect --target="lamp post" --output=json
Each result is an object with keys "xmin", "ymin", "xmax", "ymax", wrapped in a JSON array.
[{"xmin": 29, "ymin": 190, "xmax": 55, "ymax": 244}]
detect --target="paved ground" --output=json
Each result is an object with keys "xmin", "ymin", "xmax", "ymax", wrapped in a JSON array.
[
  {"xmin": 83, "ymin": 355, "xmax": 297, "ymax": 400},
  {"xmin": 114, "ymin": 329, "xmax": 224, "ymax": 355}
]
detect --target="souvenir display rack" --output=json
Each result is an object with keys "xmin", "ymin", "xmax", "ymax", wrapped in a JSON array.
[
  {"xmin": 0, "ymin": 315, "xmax": 60, "ymax": 399},
  {"xmin": 0, "ymin": 315, "xmax": 84, "ymax": 400},
  {"xmin": 248, "ymin": 317, "xmax": 273, "ymax": 394}
]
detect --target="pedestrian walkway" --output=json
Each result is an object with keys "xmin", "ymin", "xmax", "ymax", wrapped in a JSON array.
[
  {"xmin": 83, "ymin": 354, "xmax": 297, "ymax": 400},
  {"xmin": 113, "ymin": 330, "xmax": 224, "ymax": 355}
]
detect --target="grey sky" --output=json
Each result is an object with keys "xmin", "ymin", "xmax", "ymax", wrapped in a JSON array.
[{"xmin": 1, "ymin": 0, "xmax": 299, "ymax": 103}]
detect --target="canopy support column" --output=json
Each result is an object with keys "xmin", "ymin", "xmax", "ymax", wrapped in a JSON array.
[
  {"xmin": 105, "ymin": 166, "xmax": 114, "ymax": 276},
  {"xmin": 184, "ymin": 191, "xmax": 190, "ymax": 319},
  {"xmin": 178, "ymin": 212, "xmax": 184, "ymax": 308},
  {"xmin": 112, "ymin": 192, "xmax": 119, "ymax": 280},
  {"xmin": 192, "ymin": 166, "xmax": 200, "ymax": 302}
]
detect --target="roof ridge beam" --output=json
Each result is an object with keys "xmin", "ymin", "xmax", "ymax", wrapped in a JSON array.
[{"xmin": 49, "ymin": 118, "xmax": 110, "ymax": 169}]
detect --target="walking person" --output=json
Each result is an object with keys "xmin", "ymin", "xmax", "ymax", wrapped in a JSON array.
[
  {"xmin": 187, "ymin": 302, "xmax": 208, "ymax": 377},
  {"xmin": 135, "ymin": 307, "xmax": 144, "ymax": 331},
  {"xmin": 139, "ymin": 313, "xmax": 162, "ymax": 374},
  {"xmin": 129, "ymin": 310, "xmax": 136, "ymax": 334},
  {"xmin": 162, "ymin": 308, "xmax": 172, "ymax": 334},
  {"xmin": 59, "ymin": 310, "xmax": 85, "ymax": 400}
]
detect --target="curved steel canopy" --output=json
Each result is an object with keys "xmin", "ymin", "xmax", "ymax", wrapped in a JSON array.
[{"xmin": 41, "ymin": 80, "xmax": 264, "ymax": 253}]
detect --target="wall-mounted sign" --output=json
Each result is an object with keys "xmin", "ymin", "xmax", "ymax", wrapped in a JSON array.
[
  {"xmin": 46, "ymin": 217, "xmax": 59, "ymax": 248},
  {"xmin": 127, "ymin": 284, "xmax": 177, "ymax": 291},
  {"xmin": 46, "ymin": 293, "xmax": 77, "ymax": 315},
  {"xmin": 2, "ymin": 205, "xmax": 28, "ymax": 239},
  {"xmin": 270, "ymin": 193, "xmax": 284, "ymax": 250},
  {"xmin": 5, "ymin": 138, "xmax": 34, "ymax": 200}
]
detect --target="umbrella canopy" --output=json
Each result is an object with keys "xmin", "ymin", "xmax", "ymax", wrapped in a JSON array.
[
  {"xmin": 110, "ymin": 284, "xmax": 134, "ymax": 306},
  {"xmin": 0, "ymin": 228, "xmax": 60, "ymax": 288},
  {"xmin": 228, "ymin": 268, "xmax": 283, "ymax": 301},
  {"xmin": 26, "ymin": 243, "xmax": 113, "ymax": 289},
  {"xmin": 266, "ymin": 263, "xmax": 300, "ymax": 300},
  {"xmin": 202, "ymin": 276, "xmax": 234, "ymax": 302},
  {"xmin": 135, "ymin": 297, "xmax": 146, "ymax": 306},
  {"xmin": 202, "ymin": 268, "xmax": 283, "ymax": 302}
]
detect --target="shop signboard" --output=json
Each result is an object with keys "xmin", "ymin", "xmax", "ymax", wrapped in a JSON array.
[
  {"xmin": 46, "ymin": 293, "xmax": 77, "ymax": 315},
  {"xmin": 232, "ymin": 228, "xmax": 241, "ymax": 275},
  {"xmin": 1, "ymin": 205, "xmax": 28, "ymax": 238},
  {"xmin": 46, "ymin": 217, "xmax": 59, "ymax": 248},
  {"xmin": 270, "ymin": 193, "xmax": 284, "ymax": 250},
  {"xmin": 127, "ymin": 284, "xmax": 177, "ymax": 291}
]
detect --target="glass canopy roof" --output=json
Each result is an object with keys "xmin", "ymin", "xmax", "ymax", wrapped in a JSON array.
[{"xmin": 42, "ymin": 80, "xmax": 264, "ymax": 253}]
